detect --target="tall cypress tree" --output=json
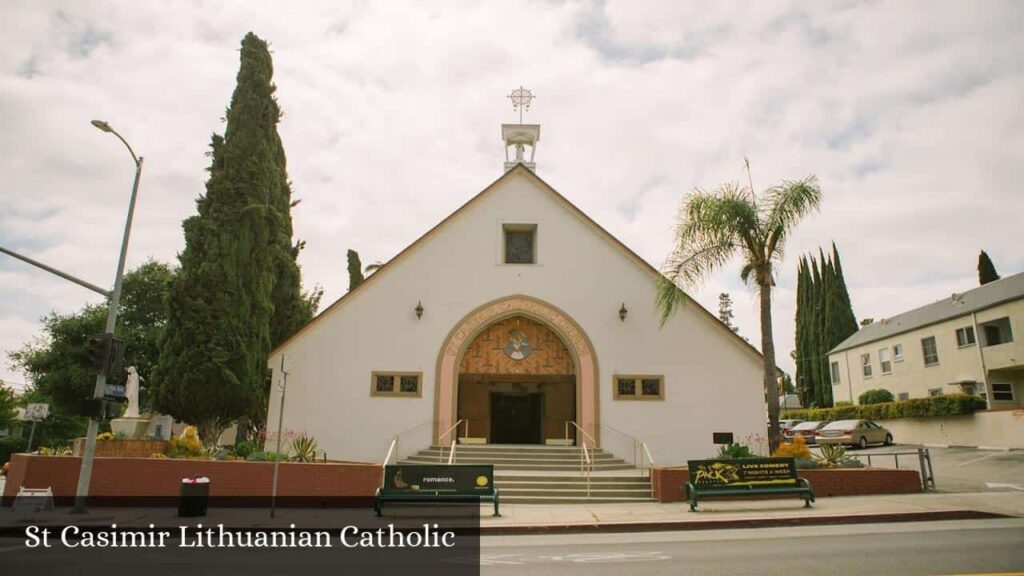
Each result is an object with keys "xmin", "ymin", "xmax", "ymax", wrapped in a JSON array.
[
  {"xmin": 347, "ymin": 249, "xmax": 365, "ymax": 291},
  {"xmin": 154, "ymin": 33, "xmax": 297, "ymax": 441},
  {"xmin": 794, "ymin": 245, "xmax": 859, "ymax": 408},
  {"xmin": 978, "ymin": 250, "xmax": 1000, "ymax": 285}
]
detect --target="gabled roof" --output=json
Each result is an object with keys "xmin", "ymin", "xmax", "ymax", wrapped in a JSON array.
[
  {"xmin": 273, "ymin": 164, "xmax": 762, "ymax": 361},
  {"xmin": 830, "ymin": 270, "xmax": 1024, "ymax": 354}
]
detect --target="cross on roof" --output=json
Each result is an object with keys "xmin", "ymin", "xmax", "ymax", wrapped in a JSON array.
[{"xmin": 508, "ymin": 86, "xmax": 535, "ymax": 124}]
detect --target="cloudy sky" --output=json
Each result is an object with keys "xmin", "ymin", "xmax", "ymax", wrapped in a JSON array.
[{"xmin": 2, "ymin": 0, "xmax": 1022, "ymax": 391}]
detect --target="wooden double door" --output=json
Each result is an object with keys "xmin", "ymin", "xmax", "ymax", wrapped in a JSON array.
[{"xmin": 489, "ymin": 392, "xmax": 543, "ymax": 444}]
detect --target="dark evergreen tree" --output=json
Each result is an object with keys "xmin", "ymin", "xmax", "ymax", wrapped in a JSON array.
[
  {"xmin": 717, "ymin": 293, "xmax": 737, "ymax": 332},
  {"xmin": 793, "ymin": 244, "xmax": 858, "ymax": 408},
  {"xmin": 154, "ymin": 33, "xmax": 301, "ymax": 442},
  {"xmin": 978, "ymin": 250, "xmax": 1000, "ymax": 285},
  {"xmin": 347, "ymin": 249, "xmax": 365, "ymax": 291}
]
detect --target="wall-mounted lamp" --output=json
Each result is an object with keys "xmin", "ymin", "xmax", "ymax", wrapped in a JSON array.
[
  {"xmin": 415, "ymin": 301, "xmax": 424, "ymax": 319},
  {"xmin": 619, "ymin": 303, "xmax": 628, "ymax": 322}
]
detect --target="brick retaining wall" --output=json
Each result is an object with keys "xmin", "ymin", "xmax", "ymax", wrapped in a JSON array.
[{"xmin": 2, "ymin": 454, "xmax": 381, "ymax": 505}]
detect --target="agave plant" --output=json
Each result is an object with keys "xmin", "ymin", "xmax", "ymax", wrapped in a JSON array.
[
  {"xmin": 817, "ymin": 443, "xmax": 847, "ymax": 467},
  {"xmin": 290, "ymin": 434, "xmax": 319, "ymax": 463}
]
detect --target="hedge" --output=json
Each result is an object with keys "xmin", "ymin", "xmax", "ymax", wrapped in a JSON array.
[
  {"xmin": 782, "ymin": 394, "xmax": 987, "ymax": 422},
  {"xmin": 1, "ymin": 436, "xmax": 28, "ymax": 465}
]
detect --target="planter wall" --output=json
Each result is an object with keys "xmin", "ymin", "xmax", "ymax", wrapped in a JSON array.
[
  {"xmin": 652, "ymin": 466, "xmax": 922, "ymax": 503},
  {"xmin": 71, "ymin": 438, "xmax": 170, "ymax": 458},
  {"xmin": 2, "ymin": 454, "xmax": 381, "ymax": 506}
]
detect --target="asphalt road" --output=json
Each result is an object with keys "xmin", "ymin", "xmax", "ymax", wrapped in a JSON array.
[
  {"xmin": 833, "ymin": 445, "xmax": 1024, "ymax": 493},
  {"xmin": 478, "ymin": 519, "xmax": 1024, "ymax": 575}
]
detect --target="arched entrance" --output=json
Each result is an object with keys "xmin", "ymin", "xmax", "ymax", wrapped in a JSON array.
[{"xmin": 435, "ymin": 295, "xmax": 599, "ymax": 446}]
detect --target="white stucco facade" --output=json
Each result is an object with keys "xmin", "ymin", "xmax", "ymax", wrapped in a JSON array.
[{"xmin": 265, "ymin": 165, "xmax": 766, "ymax": 466}]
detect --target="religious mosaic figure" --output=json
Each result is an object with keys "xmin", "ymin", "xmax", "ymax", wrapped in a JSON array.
[{"xmin": 504, "ymin": 329, "xmax": 532, "ymax": 360}]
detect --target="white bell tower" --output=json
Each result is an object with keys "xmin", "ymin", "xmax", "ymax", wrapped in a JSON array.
[{"xmin": 502, "ymin": 86, "xmax": 539, "ymax": 173}]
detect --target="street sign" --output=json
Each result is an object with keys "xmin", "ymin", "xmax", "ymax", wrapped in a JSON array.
[{"xmin": 24, "ymin": 403, "xmax": 49, "ymax": 421}]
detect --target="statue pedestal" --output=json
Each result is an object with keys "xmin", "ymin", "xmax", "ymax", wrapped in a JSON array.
[{"xmin": 110, "ymin": 417, "xmax": 150, "ymax": 440}]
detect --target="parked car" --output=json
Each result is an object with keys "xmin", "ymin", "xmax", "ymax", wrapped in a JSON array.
[
  {"xmin": 816, "ymin": 419, "xmax": 893, "ymax": 449},
  {"xmin": 785, "ymin": 421, "xmax": 828, "ymax": 445},
  {"xmin": 778, "ymin": 419, "xmax": 804, "ymax": 435}
]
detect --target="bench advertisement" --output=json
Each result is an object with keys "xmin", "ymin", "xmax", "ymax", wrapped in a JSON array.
[
  {"xmin": 688, "ymin": 458, "xmax": 798, "ymax": 487},
  {"xmin": 385, "ymin": 464, "xmax": 494, "ymax": 493}
]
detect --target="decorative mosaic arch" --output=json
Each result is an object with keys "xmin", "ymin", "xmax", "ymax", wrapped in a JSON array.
[{"xmin": 435, "ymin": 295, "xmax": 599, "ymax": 446}]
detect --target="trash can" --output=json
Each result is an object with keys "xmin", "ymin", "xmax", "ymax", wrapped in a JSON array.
[{"xmin": 178, "ymin": 476, "xmax": 210, "ymax": 517}]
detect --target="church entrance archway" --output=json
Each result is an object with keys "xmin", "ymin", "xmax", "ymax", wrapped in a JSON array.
[{"xmin": 435, "ymin": 296, "xmax": 599, "ymax": 446}]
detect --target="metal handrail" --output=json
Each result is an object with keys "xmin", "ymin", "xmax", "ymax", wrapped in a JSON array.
[
  {"xmin": 438, "ymin": 419, "xmax": 467, "ymax": 462},
  {"xmin": 564, "ymin": 420, "xmax": 597, "ymax": 446},
  {"xmin": 447, "ymin": 438, "xmax": 457, "ymax": 465},
  {"xmin": 580, "ymin": 441, "xmax": 592, "ymax": 498},
  {"xmin": 598, "ymin": 422, "xmax": 655, "ymax": 477}
]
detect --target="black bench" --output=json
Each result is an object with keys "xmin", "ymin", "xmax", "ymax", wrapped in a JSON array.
[
  {"xmin": 375, "ymin": 464, "xmax": 500, "ymax": 517},
  {"xmin": 685, "ymin": 457, "xmax": 814, "ymax": 511}
]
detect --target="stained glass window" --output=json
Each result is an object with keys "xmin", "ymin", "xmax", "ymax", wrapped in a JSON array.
[
  {"xmin": 376, "ymin": 375, "xmax": 394, "ymax": 393},
  {"xmin": 617, "ymin": 378, "xmax": 636, "ymax": 397},
  {"xmin": 400, "ymin": 375, "xmax": 419, "ymax": 393},
  {"xmin": 641, "ymin": 378, "xmax": 660, "ymax": 397},
  {"xmin": 505, "ymin": 228, "xmax": 535, "ymax": 264}
]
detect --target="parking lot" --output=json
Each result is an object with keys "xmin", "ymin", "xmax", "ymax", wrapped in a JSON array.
[{"xmin": 814, "ymin": 443, "xmax": 1024, "ymax": 493}]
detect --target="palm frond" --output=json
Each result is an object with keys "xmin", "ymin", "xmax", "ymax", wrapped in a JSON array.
[
  {"xmin": 657, "ymin": 239, "xmax": 740, "ymax": 324},
  {"xmin": 763, "ymin": 176, "xmax": 822, "ymax": 258}
]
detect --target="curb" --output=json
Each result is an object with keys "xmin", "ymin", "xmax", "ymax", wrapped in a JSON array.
[
  {"xmin": 477, "ymin": 510, "xmax": 1009, "ymax": 535},
  {"xmin": 0, "ymin": 510, "xmax": 1009, "ymax": 539}
]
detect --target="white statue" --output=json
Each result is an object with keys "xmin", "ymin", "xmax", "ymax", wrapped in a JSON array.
[{"xmin": 124, "ymin": 366, "xmax": 142, "ymax": 418}]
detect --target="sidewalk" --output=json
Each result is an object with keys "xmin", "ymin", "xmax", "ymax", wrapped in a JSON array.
[{"xmin": 2, "ymin": 491, "xmax": 1022, "ymax": 534}]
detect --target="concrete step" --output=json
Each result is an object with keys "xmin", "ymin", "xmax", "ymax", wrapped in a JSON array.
[
  {"xmin": 496, "ymin": 480, "xmax": 652, "ymax": 490},
  {"xmin": 497, "ymin": 488, "xmax": 653, "ymax": 498},
  {"xmin": 402, "ymin": 455, "xmax": 627, "ymax": 466},
  {"xmin": 428, "ymin": 445, "xmax": 602, "ymax": 455},
  {"xmin": 398, "ymin": 460, "xmax": 635, "ymax": 471},
  {"xmin": 417, "ymin": 449, "xmax": 620, "ymax": 461},
  {"xmin": 494, "ymin": 474, "xmax": 649, "ymax": 483},
  {"xmin": 501, "ymin": 495, "xmax": 654, "ymax": 504}
]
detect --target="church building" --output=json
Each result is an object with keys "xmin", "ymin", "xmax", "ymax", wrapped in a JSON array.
[{"xmin": 265, "ymin": 118, "xmax": 767, "ymax": 480}]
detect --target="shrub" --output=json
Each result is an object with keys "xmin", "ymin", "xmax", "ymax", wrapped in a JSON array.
[
  {"xmin": 717, "ymin": 443, "xmax": 755, "ymax": 459},
  {"xmin": 782, "ymin": 394, "xmax": 984, "ymax": 422},
  {"xmin": 1, "ymin": 436, "xmax": 29, "ymax": 464},
  {"xmin": 232, "ymin": 440, "xmax": 257, "ymax": 459},
  {"xmin": 246, "ymin": 451, "xmax": 288, "ymax": 462},
  {"xmin": 290, "ymin": 434, "xmax": 319, "ymax": 463},
  {"xmin": 834, "ymin": 401, "xmax": 852, "ymax": 408},
  {"xmin": 97, "ymin": 432, "xmax": 114, "ymax": 441},
  {"xmin": 773, "ymin": 435, "xmax": 812, "ymax": 460},
  {"xmin": 858, "ymin": 388, "xmax": 895, "ymax": 405},
  {"xmin": 794, "ymin": 458, "xmax": 818, "ymax": 469},
  {"xmin": 817, "ymin": 443, "xmax": 847, "ymax": 467}
]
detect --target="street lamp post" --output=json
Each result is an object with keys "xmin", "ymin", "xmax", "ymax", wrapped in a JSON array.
[{"xmin": 72, "ymin": 120, "xmax": 144, "ymax": 513}]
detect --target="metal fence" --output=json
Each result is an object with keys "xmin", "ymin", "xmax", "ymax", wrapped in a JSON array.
[{"xmin": 847, "ymin": 447, "xmax": 936, "ymax": 491}]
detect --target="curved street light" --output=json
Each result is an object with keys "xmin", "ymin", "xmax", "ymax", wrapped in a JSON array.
[{"xmin": 73, "ymin": 120, "xmax": 145, "ymax": 513}]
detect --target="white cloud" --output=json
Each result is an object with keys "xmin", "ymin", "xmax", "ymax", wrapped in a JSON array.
[{"xmin": 1, "ymin": 0, "xmax": 1022, "ymax": 386}]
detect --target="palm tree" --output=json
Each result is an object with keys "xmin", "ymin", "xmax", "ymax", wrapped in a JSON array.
[{"xmin": 656, "ymin": 170, "xmax": 821, "ymax": 452}]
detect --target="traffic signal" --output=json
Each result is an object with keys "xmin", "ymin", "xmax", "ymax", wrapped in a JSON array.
[
  {"xmin": 86, "ymin": 333, "xmax": 126, "ymax": 378},
  {"xmin": 80, "ymin": 398, "xmax": 125, "ymax": 420},
  {"xmin": 88, "ymin": 334, "xmax": 111, "ymax": 373}
]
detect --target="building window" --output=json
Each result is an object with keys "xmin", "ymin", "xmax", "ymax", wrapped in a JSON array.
[
  {"xmin": 992, "ymin": 383, "xmax": 1015, "ymax": 402},
  {"xmin": 861, "ymin": 353, "xmax": 873, "ymax": 378},
  {"xmin": 980, "ymin": 317, "xmax": 1014, "ymax": 347},
  {"xmin": 830, "ymin": 361, "xmax": 841, "ymax": 385},
  {"xmin": 613, "ymin": 375, "xmax": 664, "ymax": 400},
  {"xmin": 893, "ymin": 343, "xmax": 904, "ymax": 362},
  {"xmin": 921, "ymin": 336, "xmax": 939, "ymax": 366},
  {"xmin": 928, "ymin": 387, "xmax": 944, "ymax": 397},
  {"xmin": 879, "ymin": 348, "xmax": 892, "ymax": 375},
  {"xmin": 898, "ymin": 392, "xmax": 910, "ymax": 401},
  {"xmin": 955, "ymin": 326, "xmax": 976, "ymax": 347},
  {"xmin": 370, "ymin": 371, "xmax": 422, "ymax": 397},
  {"xmin": 503, "ymin": 224, "xmax": 536, "ymax": 264}
]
